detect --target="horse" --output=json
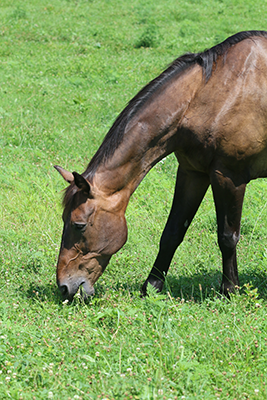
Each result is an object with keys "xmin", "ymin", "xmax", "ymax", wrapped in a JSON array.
[{"xmin": 55, "ymin": 30, "xmax": 267, "ymax": 301}]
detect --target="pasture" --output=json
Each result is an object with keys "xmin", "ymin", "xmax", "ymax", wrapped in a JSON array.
[{"xmin": 1, "ymin": 0, "xmax": 267, "ymax": 398}]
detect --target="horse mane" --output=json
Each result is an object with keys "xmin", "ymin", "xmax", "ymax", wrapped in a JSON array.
[
  {"xmin": 197, "ymin": 30, "xmax": 267, "ymax": 81},
  {"xmin": 63, "ymin": 30, "xmax": 267, "ymax": 207}
]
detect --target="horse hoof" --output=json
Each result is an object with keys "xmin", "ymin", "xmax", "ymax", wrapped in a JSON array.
[{"xmin": 141, "ymin": 278, "xmax": 164, "ymax": 297}]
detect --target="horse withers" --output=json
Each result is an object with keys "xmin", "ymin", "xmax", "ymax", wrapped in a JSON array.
[{"xmin": 55, "ymin": 31, "xmax": 267, "ymax": 300}]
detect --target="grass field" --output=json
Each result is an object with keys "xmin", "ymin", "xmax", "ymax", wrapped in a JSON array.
[{"xmin": 1, "ymin": 0, "xmax": 267, "ymax": 398}]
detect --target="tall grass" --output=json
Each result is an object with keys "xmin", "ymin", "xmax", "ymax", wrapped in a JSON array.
[{"xmin": 1, "ymin": 0, "xmax": 267, "ymax": 398}]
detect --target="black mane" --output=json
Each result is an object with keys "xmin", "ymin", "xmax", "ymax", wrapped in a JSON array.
[{"xmin": 63, "ymin": 30, "xmax": 267, "ymax": 206}]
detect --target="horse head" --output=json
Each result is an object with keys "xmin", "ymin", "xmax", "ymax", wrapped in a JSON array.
[{"xmin": 55, "ymin": 166, "xmax": 128, "ymax": 301}]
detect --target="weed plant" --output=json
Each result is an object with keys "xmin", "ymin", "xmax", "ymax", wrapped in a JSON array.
[{"xmin": 1, "ymin": 0, "xmax": 267, "ymax": 398}]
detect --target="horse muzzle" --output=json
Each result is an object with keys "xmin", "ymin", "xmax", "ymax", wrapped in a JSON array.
[{"xmin": 57, "ymin": 277, "xmax": 95, "ymax": 301}]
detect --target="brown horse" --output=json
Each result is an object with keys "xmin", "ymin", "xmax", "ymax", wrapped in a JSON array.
[{"xmin": 55, "ymin": 31, "xmax": 267, "ymax": 301}]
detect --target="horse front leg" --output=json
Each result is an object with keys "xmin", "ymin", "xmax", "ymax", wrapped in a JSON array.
[
  {"xmin": 142, "ymin": 167, "xmax": 210, "ymax": 295},
  {"xmin": 210, "ymin": 170, "xmax": 246, "ymax": 296}
]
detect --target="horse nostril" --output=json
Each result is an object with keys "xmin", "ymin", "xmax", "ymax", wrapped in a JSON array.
[{"xmin": 59, "ymin": 284, "xmax": 68, "ymax": 297}]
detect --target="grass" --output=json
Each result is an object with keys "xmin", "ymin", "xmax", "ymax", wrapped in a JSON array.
[
  {"xmin": 1, "ymin": 0, "xmax": 267, "ymax": 398},
  {"xmin": 2, "ymin": 285, "xmax": 267, "ymax": 399}
]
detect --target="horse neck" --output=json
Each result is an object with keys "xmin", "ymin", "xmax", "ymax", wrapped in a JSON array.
[{"xmin": 93, "ymin": 65, "xmax": 203, "ymax": 201}]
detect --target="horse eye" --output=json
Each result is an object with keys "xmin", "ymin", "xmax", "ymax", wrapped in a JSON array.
[{"xmin": 73, "ymin": 222, "xmax": 87, "ymax": 231}]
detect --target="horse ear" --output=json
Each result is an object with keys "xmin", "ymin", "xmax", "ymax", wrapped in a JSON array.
[
  {"xmin": 54, "ymin": 165, "xmax": 74, "ymax": 183},
  {"xmin": 72, "ymin": 172, "xmax": 91, "ymax": 195}
]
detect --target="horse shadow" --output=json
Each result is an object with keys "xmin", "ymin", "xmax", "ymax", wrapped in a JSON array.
[
  {"xmin": 22, "ymin": 267, "xmax": 267, "ymax": 305},
  {"xmin": 23, "ymin": 281, "xmax": 63, "ymax": 305},
  {"xmin": 164, "ymin": 268, "xmax": 267, "ymax": 302}
]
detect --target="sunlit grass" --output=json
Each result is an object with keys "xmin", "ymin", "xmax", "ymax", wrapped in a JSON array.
[{"xmin": 1, "ymin": 285, "xmax": 267, "ymax": 399}]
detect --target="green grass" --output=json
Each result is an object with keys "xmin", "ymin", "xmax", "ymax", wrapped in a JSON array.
[
  {"xmin": 1, "ymin": 287, "xmax": 267, "ymax": 399},
  {"xmin": 1, "ymin": 0, "xmax": 267, "ymax": 398}
]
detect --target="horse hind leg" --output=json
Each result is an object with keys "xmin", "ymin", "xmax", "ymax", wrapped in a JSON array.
[
  {"xmin": 210, "ymin": 170, "xmax": 246, "ymax": 296},
  {"xmin": 142, "ymin": 167, "xmax": 210, "ymax": 295}
]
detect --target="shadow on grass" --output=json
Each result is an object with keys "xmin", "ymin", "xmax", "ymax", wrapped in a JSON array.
[
  {"xmin": 164, "ymin": 268, "xmax": 267, "ymax": 302},
  {"xmin": 94, "ymin": 267, "xmax": 267, "ymax": 303},
  {"xmin": 22, "ymin": 281, "xmax": 63, "ymax": 305},
  {"xmin": 20, "ymin": 267, "xmax": 267, "ymax": 305}
]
